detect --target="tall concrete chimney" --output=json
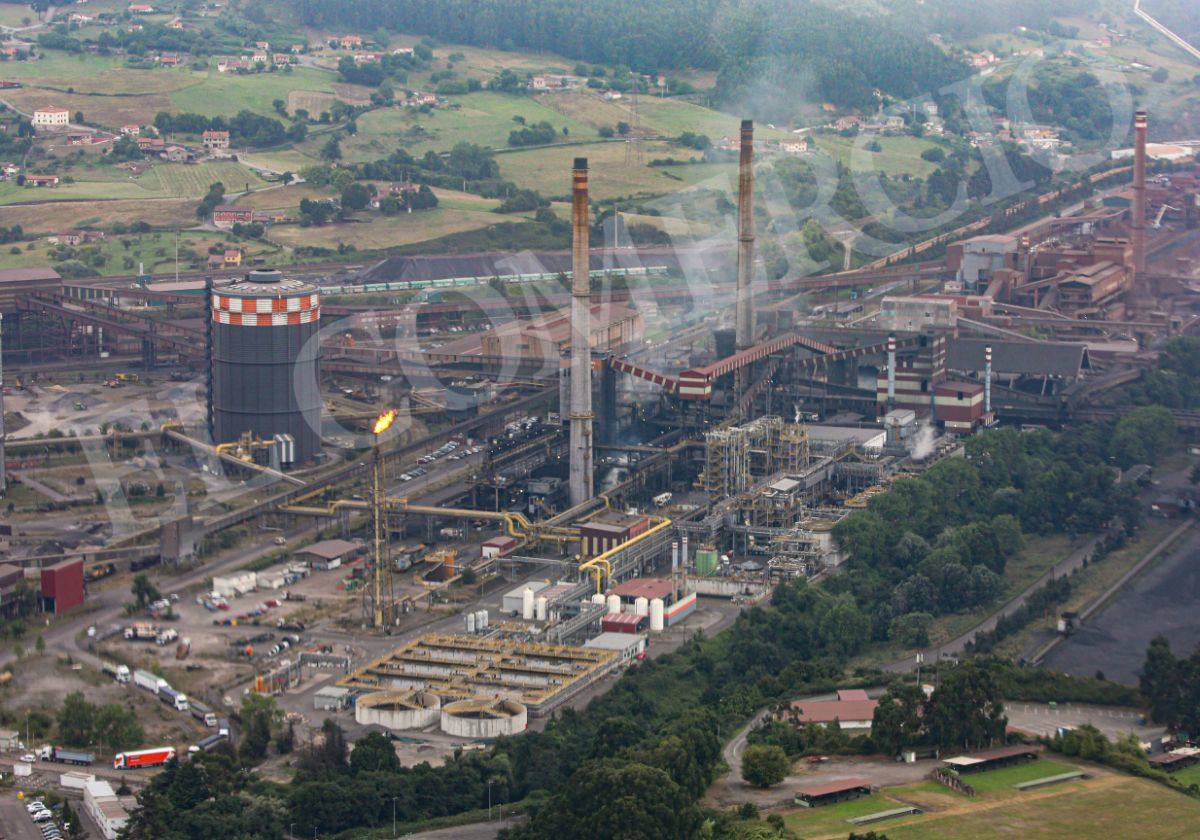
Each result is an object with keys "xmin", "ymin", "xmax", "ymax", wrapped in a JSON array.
[
  {"xmin": 1133, "ymin": 111, "xmax": 1148, "ymax": 279},
  {"xmin": 0, "ymin": 312, "xmax": 6, "ymax": 496},
  {"xmin": 568, "ymin": 157, "xmax": 594, "ymax": 506},
  {"xmin": 734, "ymin": 119, "xmax": 755, "ymax": 395},
  {"xmin": 984, "ymin": 344, "xmax": 992, "ymax": 416},
  {"xmin": 886, "ymin": 334, "xmax": 897, "ymax": 411}
]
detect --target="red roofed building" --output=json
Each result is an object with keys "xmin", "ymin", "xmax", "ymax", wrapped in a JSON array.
[
  {"xmin": 609, "ymin": 576, "xmax": 697, "ymax": 627},
  {"xmin": 41, "ymin": 559, "xmax": 84, "ymax": 615},
  {"xmin": 202, "ymin": 129, "xmax": 230, "ymax": 151},
  {"xmin": 789, "ymin": 689, "xmax": 879, "ymax": 732},
  {"xmin": 212, "ymin": 205, "xmax": 253, "ymax": 229}
]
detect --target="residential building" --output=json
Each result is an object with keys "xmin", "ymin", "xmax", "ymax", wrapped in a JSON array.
[
  {"xmin": 120, "ymin": 124, "xmax": 141, "ymax": 136},
  {"xmin": 212, "ymin": 205, "xmax": 253, "ymax": 228},
  {"xmin": 32, "ymin": 106, "xmax": 70, "ymax": 130},
  {"xmin": 788, "ymin": 689, "xmax": 879, "ymax": 732},
  {"xmin": 251, "ymin": 52, "xmax": 268, "ymax": 64},
  {"xmin": 25, "ymin": 174, "xmax": 59, "ymax": 187},
  {"xmin": 202, "ymin": 129, "xmax": 230, "ymax": 151},
  {"xmin": 223, "ymin": 249, "xmax": 242, "ymax": 267},
  {"xmin": 128, "ymin": 3, "xmax": 155, "ymax": 12},
  {"xmin": 338, "ymin": 35, "xmax": 363, "ymax": 49}
]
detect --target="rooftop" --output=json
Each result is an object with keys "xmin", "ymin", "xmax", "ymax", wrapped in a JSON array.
[
  {"xmin": 790, "ymin": 697, "xmax": 879, "ymax": 723},
  {"xmin": 297, "ymin": 539, "xmax": 361, "ymax": 560},
  {"xmin": 611, "ymin": 577, "xmax": 673, "ymax": 601},
  {"xmin": 795, "ymin": 777, "xmax": 873, "ymax": 798}
]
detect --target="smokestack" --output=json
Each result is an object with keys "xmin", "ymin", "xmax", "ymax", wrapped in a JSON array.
[
  {"xmin": 568, "ymin": 157, "xmax": 594, "ymax": 506},
  {"xmin": 1133, "ymin": 111, "xmax": 1148, "ymax": 278},
  {"xmin": 671, "ymin": 541, "xmax": 679, "ymax": 573},
  {"xmin": 886, "ymin": 334, "xmax": 897, "ymax": 411},
  {"xmin": 734, "ymin": 120, "xmax": 755, "ymax": 395},
  {"xmin": 681, "ymin": 535, "xmax": 689, "ymax": 571},
  {"xmin": 984, "ymin": 345, "xmax": 992, "ymax": 416}
]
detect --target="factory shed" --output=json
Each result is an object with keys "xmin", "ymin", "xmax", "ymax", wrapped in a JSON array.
[
  {"xmin": 501, "ymin": 580, "xmax": 549, "ymax": 615},
  {"xmin": 947, "ymin": 338, "xmax": 1091, "ymax": 380},
  {"xmin": 794, "ymin": 777, "xmax": 873, "ymax": 807},
  {"xmin": 1147, "ymin": 749, "xmax": 1200, "ymax": 773},
  {"xmin": 313, "ymin": 685, "xmax": 352, "ymax": 712},
  {"xmin": 601, "ymin": 612, "xmax": 647, "ymax": 634},
  {"xmin": 584, "ymin": 631, "xmax": 646, "ymax": 664},
  {"xmin": 296, "ymin": 539, "xmax": 362, "ymax": 570},
  {"xmin": 942, "ymin": 744, "xmax": 1041, "ymax": 774}
]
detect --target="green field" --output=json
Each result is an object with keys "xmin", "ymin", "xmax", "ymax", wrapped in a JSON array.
[
  {"xmin": 883, "ymin": 776, "xmax": 1200, "ymax": 840},
  {"xmin": 341, "ymin": 91, "xmax": 600, "ymax": 160},
  {"xmin": 812, "ymin": 134, "xmax": 944, "ymax": 178},
  {"xmin": 781, "ymin": 793, "xmax": 908, "ymax": 837},
  {"xmin": 267, "ymin": 205, "xmax": 515, "ymax": 250},
  {"xmin": 0, "ymin": 230, "xmax": 281, "ymax": 275},
  {"xmin": 1168, "ymin": 762, "xmax": 1200, "ymax": 787},
  {"xmin": 169, "ymin": 67, "xmax": 338, "ymax": 119},
  {"xmin": 964, "ymin": 758, "xmax": 1081, "ymax": 793},
  {"xmin": 0, "ymin": 161, "xmax": 271, "ymax": 205}
]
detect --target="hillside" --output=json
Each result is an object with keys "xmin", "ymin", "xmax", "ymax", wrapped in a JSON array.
[{"xmin": 291, "ymin": 0, "xmax": 967, "ymax": 115}]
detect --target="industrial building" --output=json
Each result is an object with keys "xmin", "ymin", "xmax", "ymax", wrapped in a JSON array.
[
  {"xmin": 609, "ymin": 577, "xmax": 697, "ymax": 627},
  {"xmin": 337, "ymin": 634, "xmax": 619, "ymax": 719},
  {"xmin": 788, "ymin": 689, "xmax": 879, "ymax": 732}
]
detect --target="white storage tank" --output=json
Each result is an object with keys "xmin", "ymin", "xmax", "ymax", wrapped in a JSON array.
[
  {"xmin": 535, "ymin": 596, "xmax": 548, "ymax": 622},
  {"xmin": 477, "ymin": 609, "xmax": 488, "ymax": 630},
  {"xmin": 465, "ymin": 612, "xmax": 476, "ymax": 633},
  {"xmin": 606, "ymin": 594, "xmax": 621, "ymax": 614},
  {"xmin": 650, "ymin": 598, "xmax": 665, "ymax": 632},
  {"xmin": 522, "ymin": 587, "xmax": 536, "ymax": 620},
  {"xmin": 591, "ymin": 592, "xmax": 606, "ymax": 607},
  {"xmin": 634, "ymin": 596, "xmax": 649, "ymax": 616}
]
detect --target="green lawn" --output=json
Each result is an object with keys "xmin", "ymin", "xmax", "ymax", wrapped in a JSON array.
[
  {"xmin": 1169, "ymin": 762, "xmax": 1200, "ymax": 787},
  {"xmin": 0, "ymin": 230, "xmax": 281, "ymax": 275},
  {"xmin": 963, "ymin": 758, "xmax": 1081, "ymax": 794},
  {"xmin": 782, "ymin": 793, "xmax": 925, "ymax": 837}
]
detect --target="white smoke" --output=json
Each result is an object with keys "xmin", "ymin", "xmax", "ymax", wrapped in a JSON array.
[{"xmin": 909, "ymin": 418, "xmax": 936, "ymax": 461}]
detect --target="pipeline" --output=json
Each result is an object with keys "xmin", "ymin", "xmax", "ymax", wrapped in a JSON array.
[{"xmin": 580, "ymin": 516, "xmax": 673, "ymax": 593}]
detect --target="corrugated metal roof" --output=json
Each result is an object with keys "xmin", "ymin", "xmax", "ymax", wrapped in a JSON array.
[
  {"xmin": 947, "ymin": 338, "xmax": 1090, "ymax": 379},
  {"xmin": 795, "ymin": 777, "xmax": 873, "ymax": 798},
  {"xmin": 0, "ymin": 267, "xmax": 61, "ymax": 284}
]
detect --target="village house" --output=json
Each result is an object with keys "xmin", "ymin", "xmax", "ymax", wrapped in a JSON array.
[
  {"xmin": 51, "ymin": 230, "xmax": 105, "ymax": 246},
  {"xmin": 255, "ymin": 41, "xmax": 270, "ymax": 51},
  {"xmin": 602, "ymin": 89, "xmax": 623, "ymax": 101},
  {"xmin": 290, "ymin": 44, "xmax": 306, "ymax": 54},
  {"xmin": 272, "ymin": 53, "xmax": 295, "ymax": 66},
  {"xmin": 832, "ymin": 115, "xmax": 862, "ymax": 131},
  {"xmin": 391, "ymin": 47, "xmax": 413, "ymax": 56},
  {"xmin": 128, "ymin": 3, "xmax": 155, "ymax": 13},
  {"xmin": 0, "ymin": 163, "xmax": 19, "ymax": 179},
  {"xmin": 216, "ymin": 58, "xmax": 251, "ymax": 73},
  {"xmin": 159, "ymin": 144, "xmax": 193, "ymax": 163},
  {"xmin": 251, "ymin": 52, "xmax": 269, "ymax": 64},
  {"xmin": 353, "ymin": 52, "xmax": 384, "ymax": 64},
  {"xmin": 157, "ymin": 53, "xmax": 181, "ymax": 66},
  {"xmin": 120, "ymin": 124, "xmax": 141, "ymax": 136},
  {"xmin": 32, "ymin": 106, "xmax": 70, "ymax": 130},
  {"xmin": 166, "ymin": 17, "xmax": 184, "ymax": 29},
  {"xmin": 136, "ymin": 137, "xmax": 165, "ymax": 152},
  {"xmin": 202, "ymin": 130, "xmax": 230, "ymax": 151},
  {"xmin": 338, "ymin": 35, "xmax": 363, "ymax": 49},
  {"xmin": 779, "ymin": 137, "xmax": 809, "ymax": 155},
  {"xmin": 402, "ymin": 92, "xmax": 438, "ymax": 108},
  {"xmin": 529, "ymin": 74, "xmax": 584, "ymax": 92},
  {"xmin": 223, "ymin": 249, "xmax": 242, "ymax": 267},
  {"xmin": 212, "ymin": 205, "xmax": 254, "ymax": 229},
  {"xmin": 25, "ymin": 175, "xmax": 60, "ymax": 187}
]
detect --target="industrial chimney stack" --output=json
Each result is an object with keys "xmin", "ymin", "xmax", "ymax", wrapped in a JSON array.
[
  {"xmin": 734, "ymin": 119, "xmax": 756, "ymax": 396},
  {"xmin": 1133, "ymin": 111, "xmax": 1148, "ymax": 280},
  {"xmin": 568, "ymin": 157, "xmax": 594, "ymax": 506}
]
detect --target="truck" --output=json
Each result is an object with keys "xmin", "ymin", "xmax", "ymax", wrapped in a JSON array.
[
  {"xmin": 101, "ymin": 661, "xmax": 131, "ymax": 684},
  {"xmin": 155, "ymin": 628, "xmax": 179, "ymax": 646},
  {"xmin": 124, "ymin": 622, "xmax": 159, "ymax": 642},
  {"xmin": 188, "ymin": 732, "xmax": 229, "ymax": 755},
  {"xmin": 37, "ymin": 745, "xmax": 95, "ymax": 766},
  {"xmin": 217, "ymin": 719, "xmax": 231, "ymax": 737},
  {"xmin": 113, "ymin": 746, "xmax": 176, "ymax": 770},
  {"xmin": 190, "ymin": 701, "xmax": 218, "ymax": 728},
  {"xmin": 158, "ymin": 686, "xmax": 189, "ymax": 712},
  {"xmin": 86, "ymin": 562, "xmax": 116, "ymax": 582},
  {"xmin": 133, "ymin": 669, "xmax": 167, "ymax": 694}
]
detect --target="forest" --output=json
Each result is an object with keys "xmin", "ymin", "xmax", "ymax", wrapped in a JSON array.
[
  {"xmin": 1142, "ymin": 0, "xmax": 1200, "ymax": 44},
  {"xmin": 291, "ymin": 0, "xmax": 966, "ymax": 114}
]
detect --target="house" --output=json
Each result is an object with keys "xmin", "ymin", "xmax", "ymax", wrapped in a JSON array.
[
  {"xmin": 25, "ymin": 175, "xmax": 59, "ymax": 187},
  {"xmin": 788, "ymin": 689, "xmax": 879, "ymax": 732},
  {"xmin": 832, "ymin": 116, "xmax": 861, "ymax": 131},
  {"xmin": 128, "ymin": 3, "xmax": 155, "ymax": 12},
  {"xmin": 66, "ymin": 133, "xmax": 93, "ymax": 146},
  {"xmin": 255, "ymin": 40, "xmax": 270, "ymax": 51},
  {"xmin": 338, "ymin": 35, "xmax": 363, "ymax": 49},
  {"xmin": 883, "ymin": 115, "xmax": 906, "ymax": 133},
  {"xmin": 202, "ymin": 129, "xmax": 230, "ymax": 151},
  {"xmin": 157, "ymin": 53, "xmax": 181, "ymax": 66},
  {"xmin": 602, "ymin": 89, "xmax": 622, "ymax": 101},
  {"xmin": 272, "ymin": 53, "xmax": 294, "ymax": 66},
  {"xmin": 166, "ymin": 17, "xmax": 183, "ymax": 29},
  {"xmin": 120, "ymin": 124, "xmax": 141, "ymax": 136},
  {"xmin": 251, "ymin": 52, "xmax": 268, "ymax": 64},
  {"xmin": 223, "ymin": 249, "xmax": 242, "ymax": 267},
  {"xmin": 159, "ymin": 144, "xmax": 192, "ymax": 163},
  {"xmin": 212, "ymin": 205, "xmax": 254, "ymax": 228},
  {"xmin": 353, "ymin": 51, "xmax": 384, "ymax": 64},
  {"xmin": 403, "ymin": 92, "xmax": 437, "ymax": 108},
  {"xmin": 290, "ymin": 44, "xmax": 306, "ymax": 54},
  {"xmin": 207, "ymin": 253, "xmax": 225, "ymax": 269},
  {"xmin": 69, "ymin": 13, "xmax": 95, "ymax": 23},
  {"xmin": 136, "ymin": 137, "xmax": 165, "ymax": 151},
  {"xmin": 51, "ymin": 230, "xmax": 105, "ymax": 246},
  {"xmin": 779, "ymin": 137, "xmax": 809, "ymax": 155},
  {"xmin": 391, "ymin": 47, "xmax": 413, "ymax": 56},
  {"xmin": 216, "ymin": 58, "xmax": 251, "ymax": 73},
  {"xmin": 32, "ymin": 106, "xmax": 70, "ymax": 130},
  {"xmin": 0, "ymin": 162, "xmax": 18, "ymax": 179}
]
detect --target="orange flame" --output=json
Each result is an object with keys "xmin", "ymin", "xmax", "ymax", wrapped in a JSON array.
[{"xmin": 373, "ymin": 410, "xmax": 396, "ymax": 436}]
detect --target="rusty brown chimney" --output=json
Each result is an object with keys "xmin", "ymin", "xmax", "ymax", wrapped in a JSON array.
[
  {"xmin": 568, "ymin": 157, "xmax": 593, "ymax": 506},
  {"xmin": 734, "ymin": 119, "xmax": 755, "ymax": 398},
  {"xmin": 1132, "ymin": 110, "xmax": 1148, "ymax": 279}
]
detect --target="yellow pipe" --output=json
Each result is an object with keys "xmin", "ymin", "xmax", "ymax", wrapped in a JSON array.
[{"xmin": 579, "ymin": 515, "xmax": 673, "ymax": 593}]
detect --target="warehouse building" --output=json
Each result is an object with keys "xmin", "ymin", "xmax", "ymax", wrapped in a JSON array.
[
  {"xmin": 794, "ymin": 777, "xmax": 873, "ymax": 808},
  {"xmin": 295, "ymin": 539, "xmax": 363, "ymax": 570},
  {"xmin": 584, "ymin": 631, "xmax": 646, "ymax": 665},
  {"xmin": 789, "ymin": 689, "xmax": 879, "ymax": 732},
  {"xmin": 610, "ymin": 577, "xmax": 697, "ymax": 627},
  {"xmin": 579, "ymin": 511, "xmax": 650, "ymax": 557},
  {"xmin": 41, "ymin": 559, "xmax": 83, "ymax": 615}
]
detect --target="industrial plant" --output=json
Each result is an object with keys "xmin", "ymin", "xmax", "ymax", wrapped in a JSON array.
[{"xmin": 1, "ymin": 107, "xmax": 1199, "ymax": 767}]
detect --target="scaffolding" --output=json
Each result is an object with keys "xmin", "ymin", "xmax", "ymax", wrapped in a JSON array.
[{"xmin": 698, "ymin": 416, "xmax": 811, "ymax": 499}]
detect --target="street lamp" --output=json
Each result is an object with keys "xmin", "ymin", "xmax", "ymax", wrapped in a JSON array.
[{"xmin": 392, "ymin": 796, "xmax": 398, "ymax": 838}]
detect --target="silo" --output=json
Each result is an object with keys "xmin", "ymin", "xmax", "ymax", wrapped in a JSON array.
[
  {"xmin": 535, "ymin": 596, "xmax": 548, "ymax": 622},
  {"xmin": 591, "ymin": 592, "xmax": 606, "ymax": 607},
  {"xmin": 465, "ymin": 612, "xmax": 476, "ymax": 633},
  {"xmin": 477, "ymin": 609, "xmax": 488, "ymax": 630},
  {"xmin": 209, "ymin": 269, "xmax": 321, "ymax": 464},
  {"xmin": 650, "ymin": 598, "xmax": 665, "ymax": 632},
  {"xmin": 634, "ymin": 596, "xmax": 649, "ymax": 616},
  {"xmin": 521, "ymin": 587, "xmax": 536, "ymax": 620}
]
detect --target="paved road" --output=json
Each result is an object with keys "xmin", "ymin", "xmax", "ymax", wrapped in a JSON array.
[
  {"xmin": 1005, "ymin": 700, "xmax": 1164, "ymax": 742},
  {"xmin": 0, "ymin": 795, "xmax": 46, "ymax": 840}
]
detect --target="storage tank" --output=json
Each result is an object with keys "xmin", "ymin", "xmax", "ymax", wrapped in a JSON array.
[
  {"xmin": 476, "ymin": 609, "xmax": 488, "ymax": 630},
  {"xmin": 209, "ymin": 269, "xmax": 321, "ymax": 463},
  {"xmin": 650, "ymin": 598, "xmax": 665, "ymax": 632},
  {"xmin": 634, "ymin": 596, "xmax": 649, "ymax": 616},
  {"xmin": 465, "ymin": 612, "xmax": 476, "ymax": 633},
  {"xmin": 521, "ymin": 587, "xmax": 535, "ymax": 620},
  {"xmin": 535, "ymin": 596, "xmax": 548, "ymax": 621},
  {"xmin": 695, "ymin": 548, "xmax": 719, "ymax": 577},
  {"xmin": 591, "ymin": 593, "xmax": 606, "ymax": 607},
  {"xmin": 606, "ymin": 594, "xmax": 621, "ymax": 614}
]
